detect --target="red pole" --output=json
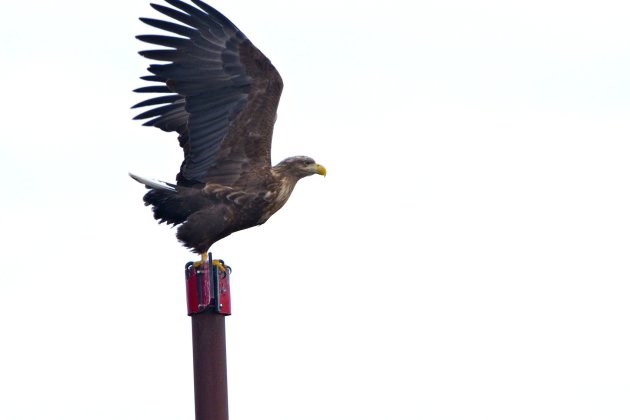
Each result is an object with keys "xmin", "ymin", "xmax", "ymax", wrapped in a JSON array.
[
  {"xmin": 185, "ymin": 256, "xmax": 232, "ymax": 420},
  {"xmin": 191, "ymin": 312, "xmax": 229, "ymax": 420}
]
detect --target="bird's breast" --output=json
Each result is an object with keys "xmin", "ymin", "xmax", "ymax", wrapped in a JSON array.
[{"xmin": 257, "ymin": 178, "xmax": 296, "ymax": 223}]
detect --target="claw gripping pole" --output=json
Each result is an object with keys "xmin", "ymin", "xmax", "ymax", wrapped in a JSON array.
[{"xmin": 185, "ymin": 253, "xmax": 231, "ymax": 420}]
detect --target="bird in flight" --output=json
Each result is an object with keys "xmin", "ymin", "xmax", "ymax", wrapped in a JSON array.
[{"xmin": 130, "ymin": 0, "xmax": 326, "ymax": 269}]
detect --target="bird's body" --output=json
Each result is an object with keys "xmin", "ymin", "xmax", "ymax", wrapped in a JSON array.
[{"xmin": 131, "ymin": 0, "xmax": 325, "ymax": 259}]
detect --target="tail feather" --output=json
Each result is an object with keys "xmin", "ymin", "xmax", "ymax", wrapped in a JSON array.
[
  {"xmin": 129, "ymin": 173, "xmax": 176, "ymax": 191},
  {"xmin": 130, "ymin": 173, "xmax": 194, "ymax": 225}
]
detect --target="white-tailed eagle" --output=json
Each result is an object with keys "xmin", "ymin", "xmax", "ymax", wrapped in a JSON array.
[{"xmin": 130, "ymin": 0, "xmax": 326, "ymax": 267}]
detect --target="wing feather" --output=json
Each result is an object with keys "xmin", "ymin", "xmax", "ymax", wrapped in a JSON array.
[
  {"xmin": 132, "ymin": 94, "xmax": 180, "ymax": 109},
  {"xmin": 139, "ymin": 17, "xmax": 197, "ymax": 38},
  {"xmin": 133, "ymin": 85, "xmax": 172, "ymax": 93},
  {"xmin": 133, "ymin": 0, "xmax": 282, "ymax": 186},
  {"xmin": 150, "ymin": 4, "xmax": 207, "ymax": 31},
  {"xmin": 133, "ymin": 103, "xmax": 183, "ymax": 120},
  {"xmin": 136, "ymin": 34, "xmax": 190, "ymax": 49}
]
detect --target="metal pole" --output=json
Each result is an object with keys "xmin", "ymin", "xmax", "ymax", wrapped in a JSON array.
[{"xmin": 191, "ymin": 311, "xmax": 229, "ymax": 420}]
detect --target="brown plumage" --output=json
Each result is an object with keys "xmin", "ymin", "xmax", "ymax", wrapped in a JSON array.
[{"xmin": 130, "ymin": 0, "xmax": 325, "ymax": 256}]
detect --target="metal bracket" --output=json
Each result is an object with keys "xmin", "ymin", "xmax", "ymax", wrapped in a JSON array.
[{"xmin": 185, "ymin": 253, "xmax": 232, "ymax": 316}]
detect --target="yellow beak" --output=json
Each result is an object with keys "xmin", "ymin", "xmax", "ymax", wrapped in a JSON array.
[{"xmin": 314, "ymin": 163, "xmax": 327, "ymax": 176}]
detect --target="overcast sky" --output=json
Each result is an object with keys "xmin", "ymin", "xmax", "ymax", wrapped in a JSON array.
[{"xmin": 2, "ymin": 0, "xmax": 630, "ymax": 419}]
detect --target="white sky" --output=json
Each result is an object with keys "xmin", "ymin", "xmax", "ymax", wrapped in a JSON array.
[{"xmin": 1, "ymin": 0, "xmax": 630, "ymax": 419}]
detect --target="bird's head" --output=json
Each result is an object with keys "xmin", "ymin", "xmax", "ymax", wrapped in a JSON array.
[{"xmin": 274, "ymin": 156, "xmax": 326, "ymax": 179}]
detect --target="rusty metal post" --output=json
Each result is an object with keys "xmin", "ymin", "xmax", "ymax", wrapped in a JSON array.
[
  {"xmin": 191, "ymin": 312, "xmax": 229, "ymax": 420},
  {"xmin": 185, "ymin": 255, "xmax": 232, "ymax": 420}
]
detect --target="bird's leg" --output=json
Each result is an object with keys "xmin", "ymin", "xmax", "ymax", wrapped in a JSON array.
[
  {"xmin": 193, "ymin": 251, "xmax": 208, "ymax": 268},
  {"xmin": 212, "ymin": 259, "xmax": 227, "ymax": 273}
]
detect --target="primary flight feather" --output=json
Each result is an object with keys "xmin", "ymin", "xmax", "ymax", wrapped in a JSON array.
[{"xmin": 131, "ymin": 0, "xmax": 326, "ymax": 265}]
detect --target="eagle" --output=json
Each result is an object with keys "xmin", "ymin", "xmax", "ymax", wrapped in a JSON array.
[{"xmin": 130, "ymin": 0, "xmax": 326, "ymax": 268}]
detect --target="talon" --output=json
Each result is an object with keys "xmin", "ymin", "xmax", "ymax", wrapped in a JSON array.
[
  {"xmin": 193, "ymin": 251, "xmax": 208, "ymax": 268},
  {"xmin": 212, "ymin": 259, "xmax": 227, "ymax": 273}
]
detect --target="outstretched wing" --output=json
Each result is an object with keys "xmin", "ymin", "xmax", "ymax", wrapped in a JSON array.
[{"xmin": 133, "ymin": 0, "xmax": 283, "ymax": 187}]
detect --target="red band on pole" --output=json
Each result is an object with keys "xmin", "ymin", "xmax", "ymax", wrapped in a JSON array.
[{"xmin": 185, "ymin": 256, "xmax": 231, "ymax": 316}]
